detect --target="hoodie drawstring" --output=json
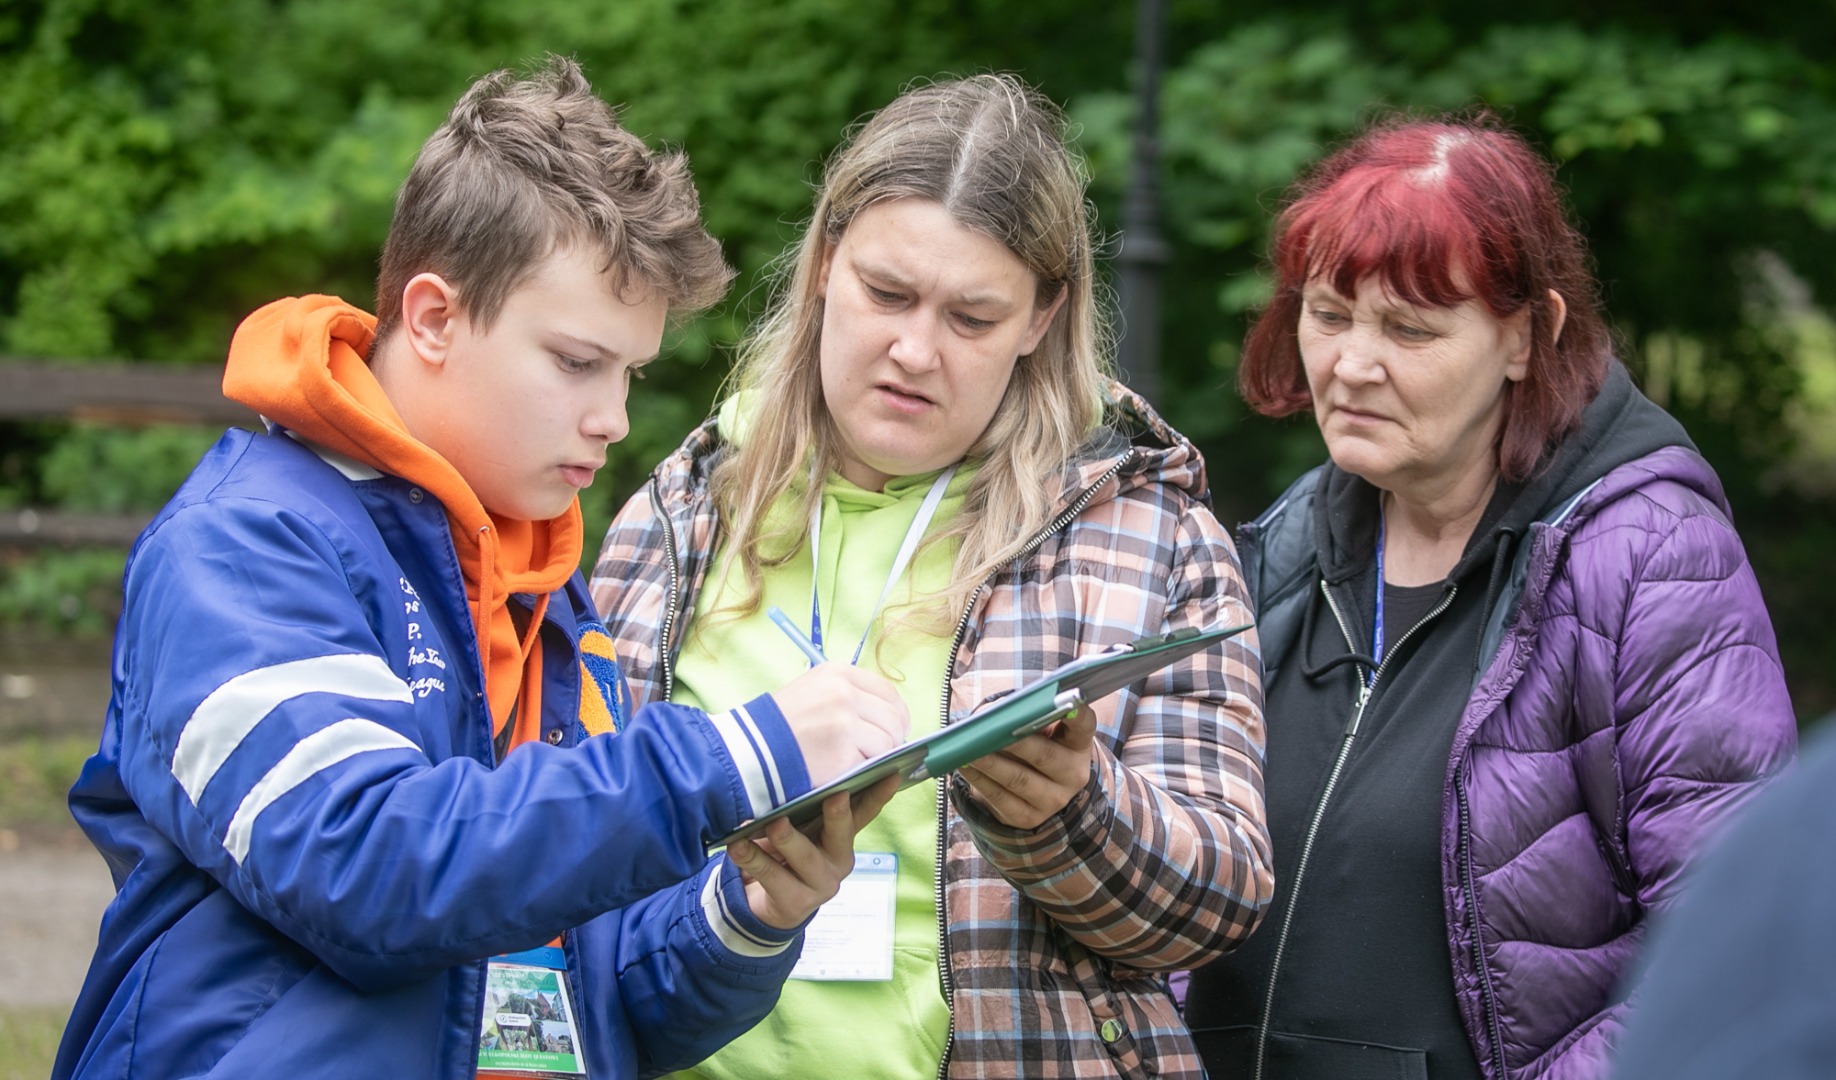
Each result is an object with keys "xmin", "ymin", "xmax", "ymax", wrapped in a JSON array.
[
  {"xmin": 475, "ymin": 524, "xmax": 498, "ymax": 713},
  {"xmin": 473, "ymin": 523, "xmax": 553, "ymax": 758},
  {"xmin": 1299, "ymin": 581, "xmax": 1379, "ymax": 682}
]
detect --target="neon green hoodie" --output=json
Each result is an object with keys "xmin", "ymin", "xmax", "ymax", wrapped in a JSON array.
[{"xmin": 666, "ymin": 406, "xmax": 971, "ymax": 1078}]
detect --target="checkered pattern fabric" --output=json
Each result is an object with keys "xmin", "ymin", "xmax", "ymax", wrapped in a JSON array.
[{"xmin": 591, "ymin": 384, "xmax": 1273, "ymax": 1079}]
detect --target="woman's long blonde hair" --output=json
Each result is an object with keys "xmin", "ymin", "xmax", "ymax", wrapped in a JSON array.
[{"xmin": 709, "ymin": 74, "xmax": 1113, "ymax": 626}]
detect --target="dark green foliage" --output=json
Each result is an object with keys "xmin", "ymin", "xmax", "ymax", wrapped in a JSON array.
[
  {"xmin": 1067, "ymin": 15, "xmax": 1836, "ymax": 714},
  {"xmin": 0, "ymin": 0, "xmax": 1108, "ymax": 510},
  {"xmin": 3, "ymin": 0, "xmax": 1833, "ymax": 714},
  {"xmin": 1076, "ymin": 19, "xmax": 1836, "ymax": 501}
]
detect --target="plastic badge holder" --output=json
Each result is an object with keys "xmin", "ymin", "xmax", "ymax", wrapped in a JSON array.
[{"xmin": 711, "ymin": 622, "xmax": 1253, "ymax": 848}]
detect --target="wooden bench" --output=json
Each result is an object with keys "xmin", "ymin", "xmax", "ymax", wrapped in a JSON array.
[{"xmin": 0, "ymin": 359, "xmax": 259, "ymax": 548}]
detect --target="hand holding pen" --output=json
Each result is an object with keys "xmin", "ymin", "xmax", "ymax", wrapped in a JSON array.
[{"xmin": 728, "ymin": 609, "xmax": 908, "ymax": 930}]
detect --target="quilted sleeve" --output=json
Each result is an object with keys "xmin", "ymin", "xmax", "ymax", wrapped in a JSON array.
[{"xmin": 1606, "ymin": 481, "xmax": 1798, "ymax": 918}]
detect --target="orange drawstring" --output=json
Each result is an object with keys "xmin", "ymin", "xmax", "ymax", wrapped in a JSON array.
[
  {"xmin": 473, "ymin": 522, "xmax": 553, "ymax": 753},
  {"xmin": 474, "ymin": 524, "xmax": 497, "ymax": 723},
  {"xmin": 508, "ymin": 593, "xmax": 550, "ymax": 751}
]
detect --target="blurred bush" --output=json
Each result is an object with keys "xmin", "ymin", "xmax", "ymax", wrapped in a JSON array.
[{"xmin": 4, "ymin": 0, "xmax": 1834, "ymax": 712}]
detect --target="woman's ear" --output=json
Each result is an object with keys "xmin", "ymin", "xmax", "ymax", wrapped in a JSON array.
[
  {"xmin": 816, "ymin": 242, "xmax": 837, "ymax": 299},
  {"xmin": 1545, "ymin": 288, "xmax": 1569, "ymax": 349},
  {"xmin": 1020, "ymin": 284, "xmax": 1069, "ymax": 357},
  {"xmin": 399, "ymin": 273, "xmax": 463, "ymax": 368},
  {"xmin": 1502, "ymin": 289, "xmax": 1565, "ymax": 384}
]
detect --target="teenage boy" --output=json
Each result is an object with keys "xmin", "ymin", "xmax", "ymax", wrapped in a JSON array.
[{"xmin": 54, "ymin": 56, "xmax": 907, "ymax": 1080}]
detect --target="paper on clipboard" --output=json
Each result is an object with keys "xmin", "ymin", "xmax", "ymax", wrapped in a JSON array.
[{"xmin": 710, "ymin": 621, "xmax": 1252, "ymax": 849}]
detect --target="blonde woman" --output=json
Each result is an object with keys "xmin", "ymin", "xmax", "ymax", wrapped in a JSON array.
[{"xmin": 591, "ymin": 75, "xmax": 1272, "ymax": 1079}]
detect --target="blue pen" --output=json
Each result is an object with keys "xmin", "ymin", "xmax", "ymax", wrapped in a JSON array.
[{"xmin": 767, "ymin": 605, "xmax": 827, "ymax": 666}]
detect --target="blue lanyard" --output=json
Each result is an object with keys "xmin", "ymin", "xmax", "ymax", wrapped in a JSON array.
[
  {"xmin": 1369, "ymin": 509, "xmax": 1386, "ymax": 688},
  {"xmin": 806, "ymin": 465, "xmax": 956, "ymax": 666}
]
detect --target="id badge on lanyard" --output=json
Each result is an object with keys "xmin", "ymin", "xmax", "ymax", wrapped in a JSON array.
[
  {"xmin": 790, "ymin": 852, "xmax": 899, "ymax": 981},
  {"xmin": 478, "ymin": 945, "xmax": 588, "ymax": 1078}
]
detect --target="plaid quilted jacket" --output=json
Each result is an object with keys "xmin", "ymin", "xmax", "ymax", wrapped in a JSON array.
[{"xmin": 589, "ymin": 383, "xmax": 1273, "ymax": 1079}]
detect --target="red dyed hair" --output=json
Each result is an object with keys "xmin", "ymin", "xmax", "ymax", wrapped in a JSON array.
[{"xmin": 1239, "ymin": 115, "xmax": 1615, "ymax": 481}]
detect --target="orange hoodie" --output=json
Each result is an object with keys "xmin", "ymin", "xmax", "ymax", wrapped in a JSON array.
[{"xmin": 223, "ymin": 295, "xmax": 581, "ymax": 752}]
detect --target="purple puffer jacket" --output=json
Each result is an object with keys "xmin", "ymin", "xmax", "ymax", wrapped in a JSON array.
[{"xmin": 1245, "ymin": 444, "xmax": 1797, "ymax": 1080}]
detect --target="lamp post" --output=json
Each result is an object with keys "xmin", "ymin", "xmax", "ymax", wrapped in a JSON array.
[{"xmin": 1115, "ymin": 0, "xmax": 1167, "ymax": 405}]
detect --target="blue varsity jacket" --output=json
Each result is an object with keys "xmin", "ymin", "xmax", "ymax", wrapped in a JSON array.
[{"xmin": 54, "ymin": 427, "xmax": 810, "ymax": 1079}]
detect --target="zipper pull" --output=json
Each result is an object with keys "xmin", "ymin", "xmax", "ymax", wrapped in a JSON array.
[{"xmin": 1346, "ymin": 681, "xmax": 1372, "ymax": 737}]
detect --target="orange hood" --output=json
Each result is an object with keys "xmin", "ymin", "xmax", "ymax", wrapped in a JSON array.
[{"xmin": 224, "ymin": 295, "xmax": 581, "ymax": 748}]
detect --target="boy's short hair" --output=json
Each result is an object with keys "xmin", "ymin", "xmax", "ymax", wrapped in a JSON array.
[{"xmin": 372, "ymin": 54, "xmax": 732, "ymax": 344}]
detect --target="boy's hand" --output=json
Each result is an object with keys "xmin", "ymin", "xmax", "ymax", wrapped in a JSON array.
[
  {"xmin": 957, "ymin": 702, "xmax": 1098, "ymax": 830},
  {"xmin": 771, "ymin": 663, "xmax": 908, "ymax": 787},
  {"xmin": 728, "ymin": 775, "xmax": 902, "ymax": 930}
]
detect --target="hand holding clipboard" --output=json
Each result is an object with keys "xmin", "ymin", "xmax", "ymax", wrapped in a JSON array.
[{"xmin": 712, "ymin": 618, "xmax": 1254, "ymax": 848}]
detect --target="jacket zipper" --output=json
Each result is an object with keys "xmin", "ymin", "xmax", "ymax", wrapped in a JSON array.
[
  {"xmin": 1251, "ymin": 578, "xmax": 1456, "ymax": 1080},
  {"xmin": 1456, "ymin": 769, "xmax": 1509, "ymax": 1079},
  {"xmin": 932, "ymin": 591, "xmax": 981, "ymax": 1080},
  {"xmin": 933, "ymin": 450, "xmax": 1136, "ymax": 1080},
  {"xmin": 649, "ymin": 478, "xmax": 684, "ymax": 700}
]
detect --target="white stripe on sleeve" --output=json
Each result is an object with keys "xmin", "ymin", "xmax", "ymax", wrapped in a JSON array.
[
  {"xmin": 172, "ymin": 654, "xmax": 413, "ymax": 804},
  {"xmin": 706, "ymin": 704, "xmax": 789, "ymax": 817},
  {"xmin": 700, "ymin": 857, "xmax": 791, "ymax": 959},
  {"xmin": 222, "ymin": 718, "xmax": 422, "ymax": 864}
]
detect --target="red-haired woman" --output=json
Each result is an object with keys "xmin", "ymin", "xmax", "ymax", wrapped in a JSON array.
[{"xmin": 1183, "ymin": 116, "xmax": 1797, "ymax": 1080}]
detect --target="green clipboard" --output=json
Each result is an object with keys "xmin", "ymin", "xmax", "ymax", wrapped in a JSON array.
[{"xmin": 710, "ymin": 621, "xmax": 1253, "ymax": 849}]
